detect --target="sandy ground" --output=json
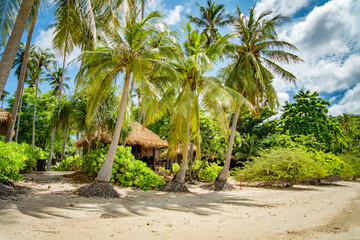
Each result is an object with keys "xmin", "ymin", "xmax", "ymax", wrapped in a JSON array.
[{"xmin": 0, "ymin": 172, "xmax": 360, "ymax": 240}]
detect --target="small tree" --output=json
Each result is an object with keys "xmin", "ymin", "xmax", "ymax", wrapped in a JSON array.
[{"xmin": 281, "ymin": 90, "xmax": 340, "ymax": 149}]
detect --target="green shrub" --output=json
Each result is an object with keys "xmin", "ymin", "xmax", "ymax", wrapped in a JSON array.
[
  {"xmin": 339, "ymin": 154, "xmax": 360, "ymax": 179},
  {"xmin": 192, "ymin": 161, "xmax": 222, "ymax": 182},
  {"xmin": 0, "ymin": 142, "xmax": 46, "ymax": 182},
  {"xmin": 172, "ymin": 163, "xmax": 180, "ymax": 174},
  {"xmin": 21, "ymin": 144, "xmax": 45, "ymax": 171},
  {"xmin": 239, "ymin": 148, "xmax": 326, "ymax": 186},
  {"xmin": 313, "ymin": 151, "xmax": 354, "ymax": 178},
  {"xmin": 0, "ymin": 142, "xmax": 27, "ymax": 183},
  {"xmin": 236, "ymin": 148, "xmax": 355, "ymax": 187},
  {"xmin": 80, "ymin": 146, "xmax": 166, "ymax": 190},
  {"xmin": 55, "ymin": 155, "xmax": 80, "ymax": 171}
]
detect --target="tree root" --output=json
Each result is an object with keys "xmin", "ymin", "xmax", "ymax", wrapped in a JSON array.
[
  {"xmin": 158, "ymin": 181, "xmax": 190, "ymax": 192},
  {"xmin": 201, "ymin": 180, "xmax": 235, "ymax": 191},
  {"xmin": 77, "ymin": 182, "xmax": 120, "ymax": 198}
]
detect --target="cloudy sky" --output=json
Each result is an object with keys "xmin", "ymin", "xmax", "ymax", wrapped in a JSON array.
[{"xmin": 3, "ymin": 0, "xmax": 360, "ymax": 116}]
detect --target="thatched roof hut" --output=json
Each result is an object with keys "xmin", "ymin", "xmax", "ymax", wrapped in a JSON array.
[
  {"xmin": 73, "ymin": 122, "xmax": 168, "ymax": 149},
  {"xmin": 0, "ymin": 108, "xmax": 12, "ymax": 136},
  {"xmin": 126, "ymin": 122, "xmax": 168, "ymax": 148},
  {"xmin": 160, "ymin": 145, "xmax": 198, "ymax": 158}
]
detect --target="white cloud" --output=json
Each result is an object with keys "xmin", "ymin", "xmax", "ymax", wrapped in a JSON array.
[
  {"xmin": 146, "ymin": 0, "xmax": 184, "ymax": 26},
  {"xmin": 163, "ymin": 5, "xmax": 184, "ymax": 26},
  {"xmin": 34, "ymin": 27, "xmax": 81, "ymax": 69},
  {"xmin": 255, "ymin": 0, "xmax": 310, "ymax": 17},
  {"xmin": 328, "ymin": 83, "xmax": 360, "ymax": 116},
  {"xmin": 269, "ymin": 0, "xmax": 360, "ymax": 115}
]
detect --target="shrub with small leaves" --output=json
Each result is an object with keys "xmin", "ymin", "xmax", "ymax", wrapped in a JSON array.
[
  {"xmin": 0, "ymin": 142, "xmax": 27, "ymax": 182},
  {"xmin": 80, "ymin": 146, "xmax": 165, "ymax": 190},
  {"xmin": 55, "ymin": 155, "xmax": 81, "ymax": 171}
]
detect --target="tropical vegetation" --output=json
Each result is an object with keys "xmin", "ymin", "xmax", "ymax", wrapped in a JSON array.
[{"xmin": 0, "ymin": 0, "xmax": 359, "ymax": 197}]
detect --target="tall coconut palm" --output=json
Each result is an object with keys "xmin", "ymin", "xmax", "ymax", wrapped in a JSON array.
[
  {"xmin": 47, "ymin": 0, "xmax": 97, "ymax": 169},
  {"xmin": 46, "ymin": 63, "xmax": 70, "ymax": 160},
  {"xmin": 0, "ymin": 90, "xmax": 9, "ymax": 107},
  {"xmin": 0, "ymin": 0, "xmax": 20, "ymax": 46},
  {"xmin": 0, "ymin": 0, "xmax": 36, "ymax": 99},
  {"xmin": 5, "ymin": 0, "xmax": 41, "ymax": 143},
  {"xmin": 28, "ymin": 46, "xmax": 54, "ymax": 146},
  {"xmin": 47, "ymin": 64, "xmax": 70, "ymax": 97},
  {"xmin": 187, "ymin": 0, "xmax": 233, "ymax": 43},
  {"xmin": 214, "ymin": 7, "xmax": 302, "ymax": 190},
  {"xmin": 158, "ymin": 22, "xmax": 234, "ymax": 192},
  {"xmin": 76, "ymin": 4, "xmax": 180, "ymax": 197}
]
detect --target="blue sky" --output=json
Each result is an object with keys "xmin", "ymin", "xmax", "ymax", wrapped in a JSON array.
[{"xmin": 3, "ymin": 0, "xmax": 360, "ymax": 116}]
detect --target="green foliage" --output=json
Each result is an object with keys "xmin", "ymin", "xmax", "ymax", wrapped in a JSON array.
[
  {"xmin": 55, "ymin": 155, "xmax": 80, "ymax": 171},
  {"xmin": 281, "ymin": 90, "xmax": 341, "ymax": 149},
  {"xmin": 7, "ymin": 87, "xmax": 56, "ymax": 149},
  {"xmin": 148, "ymin": 115, "xmax": 171, "ymax": 140},
  {"xmin": 237, "ymin": 148, "xmax": 355, "ymax": 187},
  {"xmin": 339, "ymin": 154, "xmax": 360, "ymax": 179},
  {"xmin": 192, "ymin": 160, "xmax": 222, "ymax": 182},
  {"xmin": 80, "ymin": 146, "xmax": 165, "ymax": 190},
  {"xmin": 0, "ymin": 142, "xmax": 44, "ymax": 182},
  {"xmin": 239, "ymin": 148, "xmax": 323, "ymax": 186},
  {"xmin": 172, "ymin": 163, "xmax": 180, "ymax": 174},
  {"xmin": 0, "ymin": 142, "xmax": 26, "ymax": 182}
]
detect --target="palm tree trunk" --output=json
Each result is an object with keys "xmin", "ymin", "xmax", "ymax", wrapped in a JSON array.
[
  {"xmin": 59, "ymin": 54, "xmax": 67, "ymax": 98},
  {"xmin": 47, "ymin": 96, "xmax": 58, "ymax": 171},
  {"xmin": 5, "ymin": 10, "xmax": 38, "ymax": 143},
  {"xmin": 32, "ymin": 78, "xmax": 39, "ymax": 147},
  {"xmin": 60, "ymin": 127, "xmax": 68, "ymax": 160},
  {"xmin": 15, "ymin": 90, "xmax": 23, "ymax": 142},
  {"xmin": 173, "ymin": 113, "xmax": 192, "ymax": 183},
  {"xmin": 96, "ymin": 71, "xmax": 131, "ymax": 182},
  {"xmin": 216, "ymin": 103, "xmax": 241, "ymax": 182},
  {"xmin": 0, "ymin": 0, "xmax": 36, "ymax": 99}
]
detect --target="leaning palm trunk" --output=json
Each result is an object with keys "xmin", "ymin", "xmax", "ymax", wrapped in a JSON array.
[
  {"xmin": 78, "ymin": 72, "xmax": 131, "ymax": 198},
  {"xmin": 47, "ymin": 96, "xmax": 58, "ymax": 171},
  {"xmin": 214, "ymin": 103, "xmax": 241, "ymax": 190},
  {"xmin": 32, "ymin": 79, "xmax": 39, "ymax": 147},
  {"xmin": 5, "ymin": 10, "xmax": 38, "ymax": 143},
  {"xmin": 159, "ymin": 114, "xmax": 191, "ymax": 192},
  {"xmin": 47, "ymin": 54, "xmax": 66, "ymax": 169},
  {"xmin": 60, "ymin": 127, "xmax": 68, "ymax": 160},
  {"xmin": 0, "ymin": 0, "xmax": 36, "ymax": 99},
  {"xmin": 15, "ymin": 90, "xmax": 24, "ymax": 142}
]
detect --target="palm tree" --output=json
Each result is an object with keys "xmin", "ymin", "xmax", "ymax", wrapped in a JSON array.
[
  {"xmin": 159, "ymin": 23, "xmax": 233, "ymax": 192},
  {"xmin": 0, "ymin": 0, "xmax": 36, "ymax": 99},
  {"xmin": 28, "ymin": 46, "xmax": 54, "ymax": 146},
  {"xmin": 47, "ymin": 64, "xmax": 70, "ymax": 97},
  {"xmin": 76, "ymin": 3, "xmax": 180, "ymax": 197},
  {"xmin": 45, "ymin": 63, "xmax": 70, "ymax": 160},
  {"xmin": 46, "ymin": 0, "xmax": 97, "ymax": 169},
  {"xmin": 0, "ymin": 90, "xmax": 9, "ymax": 107},
  {"xmin": 187, "ymin": 0, "xmax": 233, "ymax": 43},
  {"xmin": 5, "ymin": 0, "xmax": 44, "ymax": 143},
  {"xmin": 214, "ymin": 7, "xmax": 302, "ymax": 189}
]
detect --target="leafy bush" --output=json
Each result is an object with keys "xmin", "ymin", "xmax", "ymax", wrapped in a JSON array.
[
  {"xmin": 172, "ymin": 163, "xmax": 180, "ymax": 174},
  {"xmin": 239, "ymin": 148, "xmax": 324, "ymax": 186},
  {"xmin": 80, "ymin": 146, "xmax": 165, "ymax": 190},
  {"xmin": 340, "ymin": 154, "xmax": 360, "ymax": 179},
  {"xmin": 235, "ymin": 148, "xmax": 355, "ymax": 187},
  {"xmin": 0, "ymin": 141, "xmax": 46, "ymax": 182},
  {"xmin": 21, "ymin": 144, "xmax": 45, "ymax": 171},
  {"xmin": 55, "ymin": 155, "xmax": 80, "ymax": 171},
  {"xmin": 192, "ymin": 161, "xmax": 222, "ymax": 182},
  {"xmin": 313, "ymin": 151, "xmax": 354, "ymax": 178},
  {"xmin": 0, "ymin": 142, "xmax": 27, "ymax": 182}
]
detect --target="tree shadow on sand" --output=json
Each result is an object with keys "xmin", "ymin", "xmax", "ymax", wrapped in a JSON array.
[{"xmin": 0, "ymin": 184, "xmax": 271, "ymax": 222}]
